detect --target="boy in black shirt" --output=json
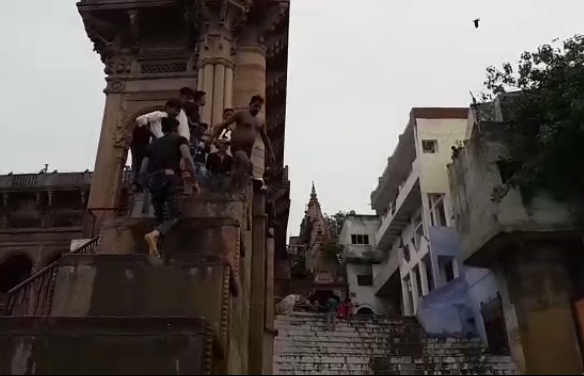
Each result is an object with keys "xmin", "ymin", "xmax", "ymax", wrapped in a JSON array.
[
  {"xmin": 140, "ymin": 117, "xmax": 199, "ymax": 259},
  {"xmin": 206, "ymin": 140, "xmax": 233, "ymax": 176}
]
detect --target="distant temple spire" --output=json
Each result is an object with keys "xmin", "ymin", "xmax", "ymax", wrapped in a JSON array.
[{"xmin": 310, "ymin": 181, "xmax": 317, "ymax": 198}]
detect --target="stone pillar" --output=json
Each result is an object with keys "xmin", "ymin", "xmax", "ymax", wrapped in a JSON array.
[
  {"xmin": 499, "ymin": 245, "xmax": 582, "ymax": 375},
  {"xmin": 402, "ymin": 276, "xmax": 413, "ymax": 316},
  {"xmin": 224, "ymin": 66, "xmax": 234, "ymax": 110},
  {"xmin": 249, "ymin": 191, "xmax": 267, "ymax": 374},
  {"xmin": 418, "ymin": 261, "xmax": 430, "ymax": 296},
  {"xmin": 196, "ymin": 6, "xmax": 238, "ymax": 127},
  {"xmin": 85, "ymin": 91, "xmax": 127, "ymax": 236},
  {"xmin": 410, "ymin": 269, "xmax": 420, "ymax": 313},
  {"xmin": 234, "ymin": 42, "xmax": 267, "ymax": 180},
  {"xmin": 262, "ymin": 230, "xmax": 276, "ymax": 375}
]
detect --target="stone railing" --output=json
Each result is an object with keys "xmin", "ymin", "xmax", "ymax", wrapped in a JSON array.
[
  {"xmin": 2, "ymin": 237, "xmax": 99, "ymax": 316},
  {"xmin": 0, "ymin": 171, "xmax": 132, "ymax": 190}
]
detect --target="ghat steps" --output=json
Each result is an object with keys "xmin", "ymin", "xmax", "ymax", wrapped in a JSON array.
[{"xmin": 274, "ymin": 312, "xmax": 515, "ymax": 375}]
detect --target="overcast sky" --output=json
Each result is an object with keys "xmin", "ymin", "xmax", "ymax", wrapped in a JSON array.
[{"xmin": 0, "ymin": 0, "xmax": 582, "ymax": 237}]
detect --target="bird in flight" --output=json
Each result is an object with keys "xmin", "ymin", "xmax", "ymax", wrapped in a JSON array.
[{"xmin": 473, "ymin": 18, "xmax": 480, "ymax": 29}]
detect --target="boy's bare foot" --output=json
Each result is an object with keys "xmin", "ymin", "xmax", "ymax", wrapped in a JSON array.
[{"xmin": 144, "ymin": 230, "xmax": 161, "ymax": 259}]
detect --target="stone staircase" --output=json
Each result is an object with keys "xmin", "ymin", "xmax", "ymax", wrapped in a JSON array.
[{"xmin": 274, "ymin": 312, "xmax": 515, "ymax": 375}]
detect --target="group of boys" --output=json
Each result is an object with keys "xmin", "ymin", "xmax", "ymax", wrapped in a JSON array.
[{"xmin": 130, "ymin": 87, "xmax": 275, "ymax": 259}]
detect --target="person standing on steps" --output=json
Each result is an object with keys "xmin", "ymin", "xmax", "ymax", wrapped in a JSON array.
[
  {"xmin": 176, "ymin": 87, "xmax": 196, "ymax": 141},
  {"xmin": 326, "ymin": 294, "xmax": 339, "ymax": 331},
  {"xmin": 209, "ymin": 95, "xmax": 275, "ymax": 191},
  {"xmin": 219, "ymin": 108, "xmax": 235, "ymax": 140},
  {"xmin": 140, "ymin": 117, "xmax": 199, "ymax": 259},
  {"xmin": 131, "ymin": 99, "xmax": 182, "ymax": 191}
]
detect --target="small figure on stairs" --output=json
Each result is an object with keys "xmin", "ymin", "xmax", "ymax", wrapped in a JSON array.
[
  {"xmin": 326, "ymin": 294, "xmax": 339, "ymax": 331},
  {"xmin": 140, "ymin": 117, "xmax": 199, "ymax": 259},
  {"xmin": 338, "ymin": 296, "xmax": 354, "ymax": 321}
]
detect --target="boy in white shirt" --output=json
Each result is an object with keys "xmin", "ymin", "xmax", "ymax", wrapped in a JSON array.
[{"xmin": 135, "ymin": 99, "xmax": 182, "ymax": 140}]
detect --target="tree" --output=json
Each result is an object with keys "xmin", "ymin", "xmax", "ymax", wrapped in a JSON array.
[
  {"xmin": 481, "ymin": 34, "xmax": 584, "ymax": 202},
  {"xmin": 323, "ymin": 211, "xmax": 348, "ymax": 241}
]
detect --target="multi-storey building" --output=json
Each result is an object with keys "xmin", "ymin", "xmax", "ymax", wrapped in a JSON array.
[
  {"xmin": 448, "ymin": 94, "xmax": 584, "ymax": 373},
  {"xmin": 370, "ymin": 108, "xmax": 501, "ymax": 342},
  {"xmin": 337, "ymin": 212, "xmax": 385, "ymax": 314}
]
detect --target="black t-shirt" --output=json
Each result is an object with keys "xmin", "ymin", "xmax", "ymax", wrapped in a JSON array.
[
  {"xmin": 145, "ymin": 133, "xmax": 189, "ymax": 172},
  {"xmin": 206, "ymin": 153, "xmax": 233, "ymax": 175},
  {"xmin": 192, "ymin": 138, "xmax": 210, "ymax": 164},
  {"xmin": 184, "ymin": 102, "xmax": 200, "ymax": 127}
]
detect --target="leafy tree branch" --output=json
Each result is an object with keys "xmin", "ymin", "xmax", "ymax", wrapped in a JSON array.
[{"xmin": 481, "ymin": 34, "xmax": 584, "ymax": 202}]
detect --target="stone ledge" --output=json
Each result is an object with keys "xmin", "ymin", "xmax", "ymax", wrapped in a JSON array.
[{"xmin": 0, "ymin": 316, "xmax": 208, "ymax": 335}]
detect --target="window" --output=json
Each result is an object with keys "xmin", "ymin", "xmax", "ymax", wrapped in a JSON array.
[
  {"xmin": 414, "ymin": 224, "xmax": 424, "ymax": 249},
  {"xmin": 351, "ymin": 234, "xmax": 370, "ymax": 245},
  {"xmin": 422, "ymin": 140, "xmax": 438, "ymax": 153},
  {"xmin": 429, "ymin": 194, "xmax": 448, "ymax": 227},
  {"xmin": 356, "ymin": 264, "xmax": 373, "ymax": 286},
  {"xmin": 402, "ymin": 244, "xmax": 411, "ymax": 262},
  {"xmin": 414, "ymin": 266, "xmax": 423, "ymax": 297},
  {"xmin": 444, "ymin": 262, "xmax": 455, "ymax": 282},
  {"xmin": 439, "ymin": 256, "xmax": 456, "ymax": 283},
  {"xmin": 423, "ymin": 255, "xmax": 434, "ymax": 292}
]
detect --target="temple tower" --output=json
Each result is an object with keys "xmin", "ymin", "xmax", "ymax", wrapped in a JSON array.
[{"xmin": 293, "ymin": 183, "xmax": 344, "ymax": 298}]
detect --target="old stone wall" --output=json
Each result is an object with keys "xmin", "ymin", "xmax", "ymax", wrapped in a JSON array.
[{"xmin": 0, "ymin": 317, "xmax": 213, "ymax": 375}]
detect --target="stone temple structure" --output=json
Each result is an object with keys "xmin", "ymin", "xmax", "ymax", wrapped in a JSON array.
[{"xmin": 0, "ymin": 0, "xmax": 290, "ymax": 374}]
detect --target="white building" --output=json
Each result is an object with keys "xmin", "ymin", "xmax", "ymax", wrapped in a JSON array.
[
  {"xmin": 370, "ymin": 107, "xmax": 470, "ymax": 316},
  {"xmin": 337, "ymin": 213, "xmax": 385, "ymax": 314}
]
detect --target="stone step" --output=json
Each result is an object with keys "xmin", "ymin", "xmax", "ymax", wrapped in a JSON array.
[
  {"xmin": 276, "ymin": 366, "xmax": 515, "ymax": 376},
  {"xmin": 275, "ymin": 333, "xmax": 484, "ymax": 346},
  {"xmin": 275, "ymin": 346, "xmax": 488, "ymax": 356},
  {"xmin": 275, "ymin": 320, "xmax": 421, "ymax": 328},
  {"xmin": 274, "ymin": 343, "xmax": 486, "ymax": 354},
  {"xmin": 275, "ymin": 355, "xmax": 511, "ymax": 365},
  {"xmin": 276, "ymin": 329, "xmax": 424, "ymax": 338},
  {"xmin": 273, "ymin": 315, "xmax": 515, "ymax": 375},
  {"xmin": 275, "ymin": 357, "xmax": 515, "ymax": 374},
  {"xmin": 276, "ymin": 313, "xmax": 419, "ymax": 325},
  {"xmin": 276, "ymin": 323, "xmax": 424, "ymax": 333}
]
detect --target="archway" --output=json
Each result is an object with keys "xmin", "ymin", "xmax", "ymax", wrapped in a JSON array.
[
  {"xmin": 0, "ymin": 254, "xmax": 33, "ymax": 293},
  {"xmin": 356, "ymin": 307, "xmax": 375, "ymax": 316},
  {"xmin": 127, "ymin": 105, "xmax": 165, "ymax": 181}
]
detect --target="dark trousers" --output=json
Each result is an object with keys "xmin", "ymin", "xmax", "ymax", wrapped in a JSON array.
[
  {"xmin": 131, "ymin": 127, "xmax": 151, "ymax": 186},
  {"xmin": 149, "ymin": 173, "xmax": 184, "ymax": 235}
]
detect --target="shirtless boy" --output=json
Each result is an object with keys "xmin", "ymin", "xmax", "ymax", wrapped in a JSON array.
[{"xmin": 210, "ymin": 95, "xmax": 275, "ymax": 190}]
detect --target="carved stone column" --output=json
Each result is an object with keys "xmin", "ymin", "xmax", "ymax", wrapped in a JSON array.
[
  {"xmin": 249, "ymin": 191, "xmax": 267, "ymax": 374},
  {"xmin": 262, "ymin": 228, "xmax": 276, "ymax": 375},
  {"xmin": 85, "ymin": 90, "xmax": 127, "ymax": 234},
  {"xmin": 197, "ymin": 2, "xmax": 243, "ymax": 126},
  {"xmin": 233, "ymin": 2, "xmax": 287, "ymax": 180}
]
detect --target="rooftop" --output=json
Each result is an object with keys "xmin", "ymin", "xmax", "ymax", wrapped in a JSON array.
[{"xmin": 370, "ymin": 107, "xmax": 469, "ymax": 211}]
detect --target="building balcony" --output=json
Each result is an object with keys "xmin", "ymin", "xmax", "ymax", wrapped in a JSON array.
[
  {"xmin": 342, "ymin": 244, "xmax": 383, "ymax": 263},
  {"xmin": 370, "ymin": 123, "xmax": 416, "ymax": 211},
  {"xmin": 376, "ymin": 161, "xmax": 421, "ymax": 249}
]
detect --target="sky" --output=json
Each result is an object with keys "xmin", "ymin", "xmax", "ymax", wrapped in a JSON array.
[{"xmin": 0, "ymin": 0, "xmax": 582, "ymax": 238}]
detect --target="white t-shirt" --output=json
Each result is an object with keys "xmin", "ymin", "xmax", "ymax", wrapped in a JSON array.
[
  {"xmin": 135, "ymin": 111, "xmax": 166, "ymax": 139},
  {"xmin": 176, "ymin": 109, "xmax": 190, "ymax": 141},
  {"xmin": 135, "ymin": 110, "xmax": 190, "ymax": 141}
]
